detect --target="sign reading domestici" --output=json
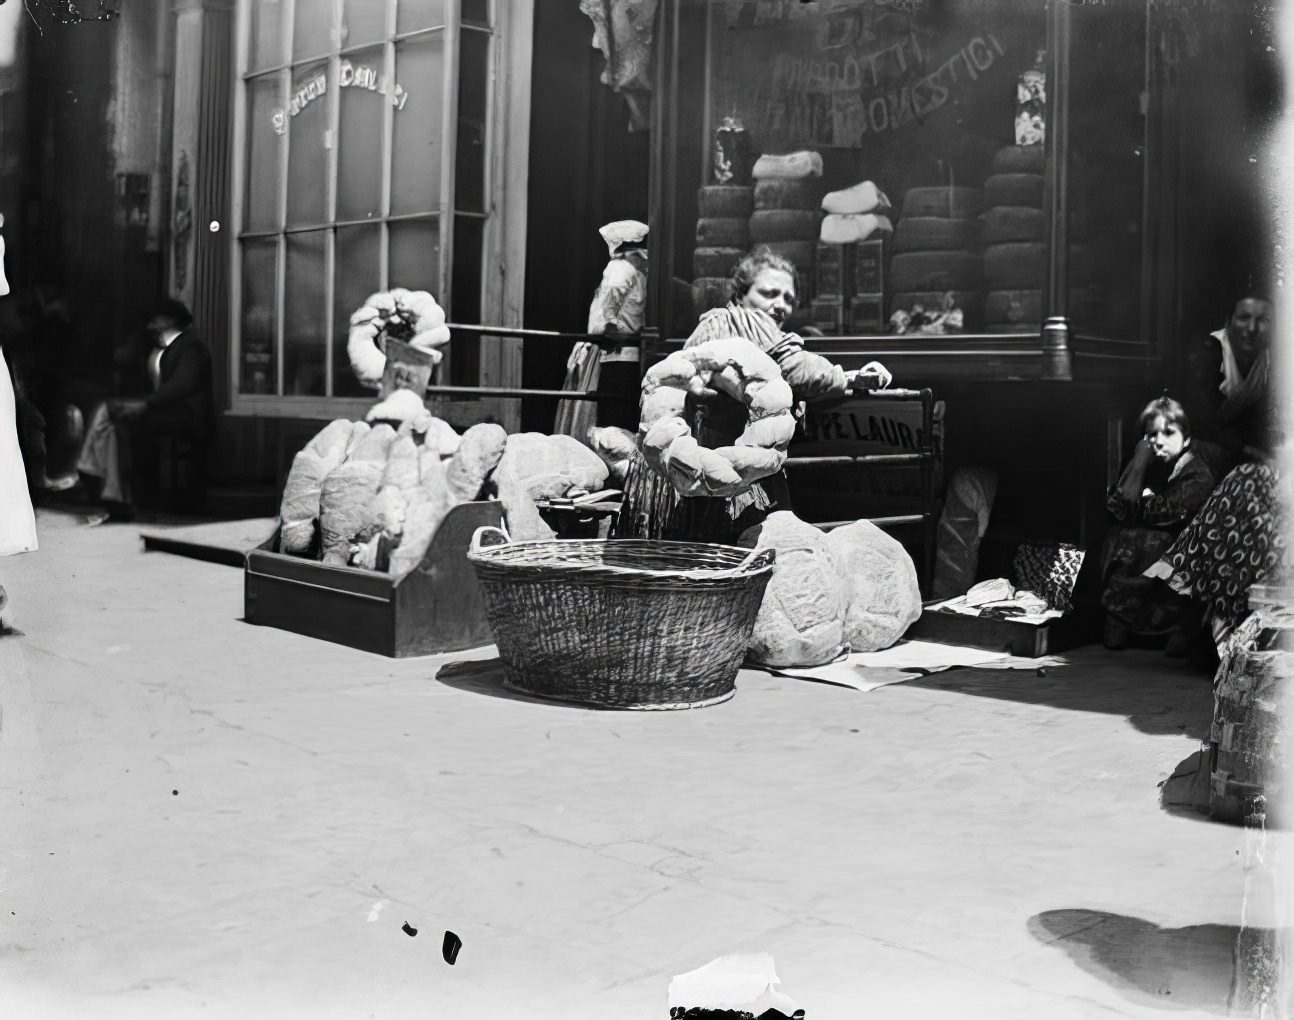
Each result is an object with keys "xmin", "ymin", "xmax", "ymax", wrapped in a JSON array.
[{"xmin": 271, "ymin": 60, "xmax": 409, "ymax": 134}]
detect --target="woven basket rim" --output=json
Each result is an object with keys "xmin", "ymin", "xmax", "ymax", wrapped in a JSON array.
[{"xmin": 468, "ymin": 536, "xmax": 774, "ymax": 580}]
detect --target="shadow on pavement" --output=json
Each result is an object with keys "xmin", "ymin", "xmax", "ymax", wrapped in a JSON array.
[
  {"xmin": 1029, "ymin": 908, "xmax": 1286, "ymax": 1016},
  {"xmin": 435, "ymin": 656, "xmax": 568, "ymax": 707},
  {"xmin": 903, "ymin": 647, "xmax": 1215, "ymax": 740}
]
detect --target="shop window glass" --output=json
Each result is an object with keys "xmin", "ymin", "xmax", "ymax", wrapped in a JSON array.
[
  {"xmin": 245, "ymin": 73, "xmax": 284, "ymax": 232},
  {"xmin": 240, "ymin": 239, "xmax": 279, "ymax": 395},
  {"xmin": 389, "ymin": 217, "xmax": 441, "ymax": 294},
  {"xmin": 397, "ymin": 0, "xmax": 446, "ymax": 35},
  {"xmin": 682, "ymin": 0, "xmax": 1057, "ymax": 337},
  {"xmin": 250, "ymin": 0, "xmax": 286, "ymax": 71},
  {"xmin": 1066, "ymin": 3, "xmax": 1146, "ymax": 340},
  {"xmin": 461, "ymin": 0, "xmax": 489, "ymax": 30},
  {"xmin": 285, "ymin": 60, "xmax": 330, "ymax": 226},
  {"xmin": 391, "ymin": 36, "xmax": 445, "ymax": 216},
  {"xmin": 332, "ymin": 224, "xmax": 384, "ymax": 397},
  {"xmin": 455, "ymin": 29, "xmax": 488, "ymax": 214},
  {"xmin": 292, "ymin": 0, "xmax": 334, "ymax": 62},
  {"xmin": 337, "ymin": 46, "xmax": 387, "ymax": 221},
  {"xmin": 238, "ymin": 0, "xmax": 492, "ymax": 401},
  {"xmin": 341, "ymin": 0, "xmax": 387, "ymax": 48},
  {"xmin": 284, "ymin": 230, "xmax": 329, "ymax": 395}
]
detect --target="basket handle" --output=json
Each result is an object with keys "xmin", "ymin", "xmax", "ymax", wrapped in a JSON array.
[{"xmin": 469, "ymin": 524, "xmax": 512, "ymax": 556}]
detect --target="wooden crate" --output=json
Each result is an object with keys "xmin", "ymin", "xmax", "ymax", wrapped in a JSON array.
[{"xmin": 244, "ymin": 500, "xmax": 503, "ymax": 657}]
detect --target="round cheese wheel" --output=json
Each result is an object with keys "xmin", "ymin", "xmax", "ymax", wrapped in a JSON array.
[
  {"xmin": 758, "ymin": 240, "xmax": 816, "ymax": 270},
  {"xmin": 983, "ymin": 173, "xmax": 1045, "ymax": 209},
  {"xmin": 901, "ymin": 186, "xmax": 983, "ymax": 219},
  {"xmin": 983, "ymin": 242, "xmax": 1046, "ymax": 289},
  {"xmin": 754, "ymin": 178, "xmax": 822, "ymax": 211},
  {"xmin": 992, "ymin": 145, "xmax": 1046, "ymax": 174},
  {"xmin": 691, "ymin": 276, "xmax": 732, "ymax": 314},
  {"xmin": 749, "ymin": 209, "xmax": 822, "ymax": 243},
  {"xmin": 698, "ymin": 185, "xmax": 755, "ymax": 218},
  {"xmin": 985, "ymin": 289, "xmax": 1042, "ymax": 323},
  {"xmin": 893, "ymin": 217, "xmax": 981, "ymax": 252},
  {"xmin": 692, "ymin": 247, "xmax": 744, "ymax": 279},
  {"xmin": 889, "ymin": 251, "xmax": 982, "ymax": 292},
  {"xmin": 981, "ymin": 206, "xmax": 1046, "ymax": 245},
  {"xmin": 696, "ymin": 217, "xmax": 751, "ymax": 248}
]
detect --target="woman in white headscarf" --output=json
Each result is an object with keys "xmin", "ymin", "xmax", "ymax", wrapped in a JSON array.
[{"xmin": 0, "ymin": 226, "xmax": 39, "ymax": 558}]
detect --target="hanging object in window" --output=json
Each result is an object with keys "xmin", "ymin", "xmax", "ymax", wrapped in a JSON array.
[
  {"xmin": 713, "ymin": 115, "xmax": 753, "ymax": 186},
  {"xmin": 1015, "ymin": 49, "xmax": 1046, "ymax": 147},
  {"xmin": 21, "ymin": 0, "xmax": 120, "ymax": 30},
  {"xmin": 347, "ymin": 289, "xmax": 451, "ymax": 422},
  {"xmin": 579, "ymin": 0, "xmax": 659, "ymax": 132}
]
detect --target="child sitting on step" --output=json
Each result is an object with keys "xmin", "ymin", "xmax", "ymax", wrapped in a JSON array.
[{"xmin": 1101, "ymin": 396, "xmax": 1216, "ymax": 649}]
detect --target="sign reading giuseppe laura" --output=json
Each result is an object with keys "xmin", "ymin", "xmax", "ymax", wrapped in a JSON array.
[{"xmin": 271, "ymin": 60, "xmax": 409, "ymax": 135}]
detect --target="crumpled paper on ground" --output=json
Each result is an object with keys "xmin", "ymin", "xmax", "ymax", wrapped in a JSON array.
[
  {"xmin": 668, "ymin": 953, "xmax": 802, "ymax": 1016},
  {"xmin": 749, "ymin": 639, "xmax": 1015, "ymax": 692}
]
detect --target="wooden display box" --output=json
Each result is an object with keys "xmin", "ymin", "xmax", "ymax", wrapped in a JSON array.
[
  {"xmin": 244, "ymin": 500, "xmax": 503, "ymax": 658},
  {"xmin": 906, "ymin": 602, "xmax": 1092, "ymax": 658}
]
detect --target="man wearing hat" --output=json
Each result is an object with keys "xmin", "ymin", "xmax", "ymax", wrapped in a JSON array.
[{"xmin": 555, "ymin": 219, "xmax": 648, "ymax": 436}]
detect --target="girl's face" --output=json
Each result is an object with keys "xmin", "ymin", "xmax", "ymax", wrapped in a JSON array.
[
  {"xmin": 1145, "ymin": 415, "xmax": 1186, "ymax": 462},
  {"xmin": 741, "ymin": 268, "xmax": 796, "ymax": 325}
]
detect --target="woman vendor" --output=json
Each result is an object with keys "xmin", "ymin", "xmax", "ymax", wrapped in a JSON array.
[
  {"xmin": 1185, "ymin": 293, "xmax": 1275, "ymax": 477},
  {"xmin": 1145, "ymin": 293, "xmax": 1286, "ymax": 657},
  {"xmin": 617, "ymin": 246, "xmax": 892, "ymax": 543}
]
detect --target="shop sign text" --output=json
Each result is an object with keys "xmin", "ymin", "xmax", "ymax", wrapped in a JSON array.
[{"xmin": 271, "ymin": 61, "xmax": 409, "ymax": 135}]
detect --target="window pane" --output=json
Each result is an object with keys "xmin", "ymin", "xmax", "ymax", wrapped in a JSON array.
[
  {"xmin": 245, "ymin": 73, "xmax": 285, "ymax": 232},
  {"xmin": 698, "ymin": 2, "xmax": 1048, "ymax": 337},
  {"xmin": 293, "ymin": 0, "xmax": 335, "ymax": 62},
  {"xmin": 284, "ymin": 230, "xmax": 329, "ymax": 396},
  {"xmin": 461, "ymin": 0, "xmax": 489, "ymax": 29},
  {"xmin": 449, "ymin": 214, "xmax": 483, "ymax": 385},
  {"xmin": 1067, "ymin": 3, "xmax": 1145, "ymax": 339},
  {"xmin": 240, "ymin": 239, "xmax": 279, "ymax": 395},
  {"xmin": 337, "ymin": 47, "xmax": 387, "ymax": 221},
  {"xmin": 250, "ymin": 0, "xmax": 286, "ymax": 71},
  {"xmin": 333, "ymin": 224, "xmax": 383, "ymax": 397},
  {"xmin": 397, "ymin": 0, "xmax": 445, "ymax": 35},
  {"xmin": 286, "ymin": 61, "xmax": 331, "ymax": 227},
  {"xmin": 389, "ymin": 217, "xmax": 441, "ymax": 297},
  {"xmin": 391, "ymin": 35, "xmax": 444, "ymax": 215},
  {"xmin": 455, "ymin": 29, "xmax": 489, "ymax": 213},
  {"xmin": 342, "ymin": 0, "xmax": 387, "ymax": 48}
]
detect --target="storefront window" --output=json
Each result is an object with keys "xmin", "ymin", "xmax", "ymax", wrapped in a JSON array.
[
  {"xmin": 235, "ymin": 0, "xmax": 494, "ymax": 401},
  {"xmin": 665, "ymin": 0, "xmax": 1151, "ymax": 341}
]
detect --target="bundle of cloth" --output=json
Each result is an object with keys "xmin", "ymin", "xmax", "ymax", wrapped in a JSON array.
[{"xmin": 819, "ymin": 179, "xmax": 894, "ymax": 245}]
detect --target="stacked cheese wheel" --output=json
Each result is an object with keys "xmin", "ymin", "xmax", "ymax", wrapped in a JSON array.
[
  {"xmin": 890, "ymin": 186, "xmax": 984, "ymax": 327},
  {"xmin": 747, "ymin": 153, "xmax": 824, "ymax": 303},
  {"xmin": 692, "ymin": 184, "xmax": 754, "ymax": 316},
  {"xmin": 639, "ymin": 338, "xmax": 796, "ymax": 498}
]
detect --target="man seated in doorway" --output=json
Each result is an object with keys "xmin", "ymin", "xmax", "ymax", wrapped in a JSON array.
[{"xmin": 77, "ymin": 298, "xmax": 214, "ymax": 518}]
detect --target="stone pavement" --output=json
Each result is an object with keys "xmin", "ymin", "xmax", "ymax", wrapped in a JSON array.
[{"xmin": 0, "ymin": 509, "xmax": 1289, "ymax": 1019}]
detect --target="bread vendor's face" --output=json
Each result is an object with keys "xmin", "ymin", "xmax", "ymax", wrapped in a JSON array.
[{"xmin": 743, "ymin": 268, "xmax": 796, "ymax": 325}]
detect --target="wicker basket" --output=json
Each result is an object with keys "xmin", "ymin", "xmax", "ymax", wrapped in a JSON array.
[{"xmin": 467, "ymin": 527, "xmax": 776, "ymax": 710}]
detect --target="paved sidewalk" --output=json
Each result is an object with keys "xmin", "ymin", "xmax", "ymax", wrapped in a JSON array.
[{"xmin": 0, "ymin": 511, "xmax": 1288, "ymax": 1018}]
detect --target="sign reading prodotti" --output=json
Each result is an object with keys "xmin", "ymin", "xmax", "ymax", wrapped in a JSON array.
[{"xmin": 271, "ymin": 60, "xmax": 409, "ymax": 135}]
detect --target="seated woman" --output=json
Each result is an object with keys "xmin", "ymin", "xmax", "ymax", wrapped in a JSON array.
[
  {"xmin": 1100, "ymin": 396, "xmax": 1215, "ymax": 649},
  {"xmin": 1145, "ymin": 296, "xmax": 1286, "ymax": 656},
  {"xmin": 1185, "ymin": 292, "xmax": 1275, "ymax": 477},
  {"xmin": 617, "ymin": 246, "xmax": 891, "ymax": 543}
]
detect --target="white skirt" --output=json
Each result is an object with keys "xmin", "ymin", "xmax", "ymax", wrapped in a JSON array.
[{"xmin": 0, "ymin": 347, "xmax": 37, "ymax": 555}]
